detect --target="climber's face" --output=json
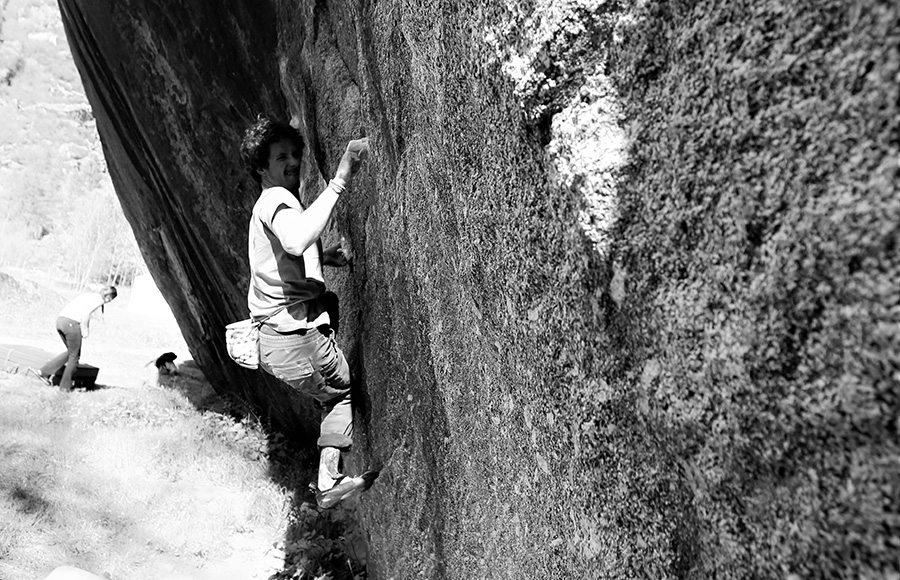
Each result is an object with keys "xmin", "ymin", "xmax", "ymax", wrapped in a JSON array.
[{"xmin": 259, "ymin": 138, "xmax": 302, "ymax": 193}]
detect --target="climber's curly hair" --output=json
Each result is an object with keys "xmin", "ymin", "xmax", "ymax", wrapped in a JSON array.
[{"xmin": 239, "ymin": 115, "xmax": 305, "ymax": 183}]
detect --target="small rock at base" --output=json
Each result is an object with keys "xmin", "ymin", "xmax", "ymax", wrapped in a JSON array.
[{"xmin": 43, "ymin": 565, "xmax": 106, "ymax": 580}]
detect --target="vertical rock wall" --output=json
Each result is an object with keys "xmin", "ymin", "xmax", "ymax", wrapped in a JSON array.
[
  {"xmin": 605, "ymin": 1, "xmax": 899, "ymax": 577},
  {"xmin": 58, "ymin": 0, "xmax": 899, "ymax": 578}
]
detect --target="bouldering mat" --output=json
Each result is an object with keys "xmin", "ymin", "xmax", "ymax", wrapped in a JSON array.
[{"xmin": 0, "ymin": 344, "xmax": 99, "ymax": 388}]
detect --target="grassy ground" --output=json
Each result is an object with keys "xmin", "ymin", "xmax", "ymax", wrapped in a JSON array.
[{"xmin": 0, "ymin": 269, "xmax": 368, "ymax": 580}]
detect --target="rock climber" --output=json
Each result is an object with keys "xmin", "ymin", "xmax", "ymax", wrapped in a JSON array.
[{"xmin": 239, "ymin": 115, "xmax": 377, "ymax": 508}]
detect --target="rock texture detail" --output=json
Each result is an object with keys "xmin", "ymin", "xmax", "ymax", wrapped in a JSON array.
[{"xmin": 59, "ymin": 0, "xmax": 898, "ymax": 578}]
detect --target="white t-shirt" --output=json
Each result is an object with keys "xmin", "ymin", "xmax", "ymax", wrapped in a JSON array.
[
  {"xmin": 247, "ymin": 187, "xmax": 330, "ymax": 332},
  {"xmin": 58, "ymin": 292, "xmax": 104, "ymax": 334}
]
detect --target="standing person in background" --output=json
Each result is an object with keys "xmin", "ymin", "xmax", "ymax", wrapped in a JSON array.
[
  {"xmin": 37, "ymin": 286, "xmax": 117, "ymax": 391},
  {"xmin": 239, "ymin": 115, "xmax": 376, "ymax": 509}
]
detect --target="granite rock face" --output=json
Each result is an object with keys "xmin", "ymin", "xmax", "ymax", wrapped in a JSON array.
[{"xmin": 59, "ymin": 0, "xmax": 899, "ymax": 578}]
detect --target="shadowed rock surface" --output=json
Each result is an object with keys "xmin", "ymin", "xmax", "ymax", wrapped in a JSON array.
[{"xmin": 58, "ymin": 0, "xmax": 898, "ymax": 578}]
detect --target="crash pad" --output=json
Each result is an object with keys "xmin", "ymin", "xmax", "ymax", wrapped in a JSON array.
[{"xmin": 0, "ymin": 344, "xmax": 99, "ymax": 388}]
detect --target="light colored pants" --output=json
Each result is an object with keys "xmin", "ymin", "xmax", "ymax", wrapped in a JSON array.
[
  {"xmin": 259, "ymin": 326, "xmax": 352, "ymax": 449},
  {"xmin": 40, "ymin": 317, "xmax": 81, "ymax": 390}
]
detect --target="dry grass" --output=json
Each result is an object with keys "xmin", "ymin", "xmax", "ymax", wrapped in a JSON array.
[{"xmin": 0, "ymin": 377, "xmax": 291, "ymax": 580}]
